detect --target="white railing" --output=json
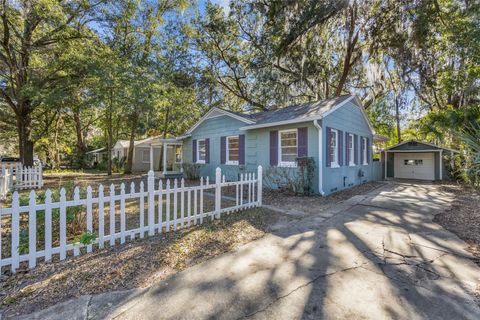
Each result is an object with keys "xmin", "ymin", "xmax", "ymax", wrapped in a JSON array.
[
  {"xmin": 0, "ymin": 163, "xmax": 43, "ymax": 196},
  {"xmin": 0, "ymin": 166, "xmax": 263, "ymax": 272}
]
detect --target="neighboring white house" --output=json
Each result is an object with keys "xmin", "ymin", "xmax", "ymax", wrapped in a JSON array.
[{"xmin": 88, "ymin": 136, "xmax": 184, "ymax": 174}]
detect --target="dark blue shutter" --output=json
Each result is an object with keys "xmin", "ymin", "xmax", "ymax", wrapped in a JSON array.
[
  {"xmin": 326, "ymin": 127, "xmax": 332, "ymax": 167},
  {"xmin": 220, "ymin": 136, "xmax": 226, "ymax": 164},
  {"xmin": 239, "ymin": 134, "xmax": 245, "ymax": 165},
  {"xmin": 192, "ymin": 139, "xmax": 197, "ymax": 163},
  {"xmin": 360, "ymin": 137, "xmax": 364, "ymax": 165},
  {"xmin": 270, "ymin": 131, "xmax": 278, "ymax": 166},
  {"xmin": 345, "ymin": 132, "xmax": 349, "ymax": 165},
  {"xmin": 205, "ymin": 138, "xmax": 210, "ymax": 163},
  {"xmin": 297, "ymin": 127, "xmax": 308, "ymax": 157},
  {"xmin": 353, "ymin": 134, "xmax": 358, "ymax": 165},
  {"xmin": 338, "ymin": 130, "xmax": 343, "ymax": 166},
  {"xmin": 366, "ymin": 137, "xmax": 370, "ymax": 164}
]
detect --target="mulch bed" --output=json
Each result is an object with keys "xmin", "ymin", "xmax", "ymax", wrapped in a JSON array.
[
  {"xmin": 263, "ymin": 181, "xmax": 385, "ymax": 216},
  {"xmin": 434, "ymin": 184, "xmax": 480, "ymax": 266},
  {"xmin": 0, "ymin": 207, "xmax": 288, "ymax": 318}
]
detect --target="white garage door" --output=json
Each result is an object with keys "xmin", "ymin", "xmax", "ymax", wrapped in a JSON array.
[{"xmin": 394, "ymin": 152, "xmax": 435, "ymax": 180}]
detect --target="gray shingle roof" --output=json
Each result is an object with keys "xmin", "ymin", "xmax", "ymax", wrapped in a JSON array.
[{"xmin": 240, "ymin": 95, "xmax": 353, "ymax": 126}]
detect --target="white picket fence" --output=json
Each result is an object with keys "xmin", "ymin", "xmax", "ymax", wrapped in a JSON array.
[
  {"xmin": 0, "ymin": 163, "xmax": 43, "ymax": 198},
  {"xmin": 0, "ymin": 166, "xmax": 263, "ymax": 272}
]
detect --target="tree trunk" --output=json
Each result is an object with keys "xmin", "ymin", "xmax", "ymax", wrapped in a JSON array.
[
  {"xmin": 395, "ymin": 96, "xmax": 402, "ymax": 143},
  {"xmin": 158, "ymin": 106, "xmax": 170, "ymax": 171},
  {"xmin": 124, "ymin": 112, "xmax": 138, "ymax": 174},
  {"xmin": 73, "ymin": 110, "xmax": 87, "ymax": 168},
  {"xmin": 16, "ymin": 113, "xmax": 34, "ymax": 166},
  {"xmin": 107, "ymin": 88, "xmax": 113, "ymax": 176}
]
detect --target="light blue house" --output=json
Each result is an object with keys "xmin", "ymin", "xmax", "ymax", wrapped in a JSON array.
[{"xmin": 181, "ymin": 95, "xmax": 375, "ymax": 195}]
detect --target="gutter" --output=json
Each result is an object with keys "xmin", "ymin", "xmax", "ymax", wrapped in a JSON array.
[{"xmin": 313, "ymin": 119, "xmax": 325, "ymax": 196}]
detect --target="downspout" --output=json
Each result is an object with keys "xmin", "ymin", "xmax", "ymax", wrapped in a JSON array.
[{"xmin": 314, "ymin": 120, "xmax": 325, "ymax": 196}]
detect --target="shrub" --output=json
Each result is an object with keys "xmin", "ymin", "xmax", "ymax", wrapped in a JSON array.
[
  {"xmin": 182, "ymin": 163, "xmax": 201, "ymax": 180},
  {"xmin": 264, "ymin": 157, "xmax": 316, "ymax": 195}
]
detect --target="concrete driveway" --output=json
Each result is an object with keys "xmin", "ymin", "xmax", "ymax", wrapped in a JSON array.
[{"xmin": 21, "ymin": 182, "xmax": 480, "ymax": 320}]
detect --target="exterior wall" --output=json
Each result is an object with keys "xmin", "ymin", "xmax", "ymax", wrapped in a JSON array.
[
  {"xmin": 183, "ymin": 115, "xmax": 248, "ymax": 180},
  {"xmin": 183, "ymin": 115, "xmax": 320, "ymax": 192},
  {"xmin": 322, "ymin": 101, "xmax": 374, "ymax": 195},
  {"xmin": 132, "ymin": 146, "xmax": 162, "ymax": 172}
]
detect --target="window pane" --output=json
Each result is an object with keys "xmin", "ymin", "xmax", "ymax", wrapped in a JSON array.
[
  {"xmin": 198, "ymin": 140, "xmax": 206, "ymax": 161},
  {"xmin": 227, "ymin": 136, "xmax": 239, "ymax": 162},
  {"xmin": 280, "ymin": 131, "xmax": 297, "ymax": 162}
]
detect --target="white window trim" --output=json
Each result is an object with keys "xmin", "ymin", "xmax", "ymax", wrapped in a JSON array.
[
  {"xmin": 348, "ymin": 133, "xmax": 355, "ymax": 166},
  {"xmin": 363, "ymin": 137, "xmax": 368, "ymax": 165},
  {"xmin": 226, "ymin": 135, "xmax": 239, "ymax": 165},
  {"xmin": 330, "ymin": 129, "xmax": 340, "ymax": 168},
  {"xmin": 196, "ymin": 139, "xmax": 206, "ymax": 164},
  {"xmin": 141, "ymin": 149, "xmax": 150, "ymax": 164},
  {"xmin": 278, "ymin": 129, "xmax": 298, "ymax": 167}
]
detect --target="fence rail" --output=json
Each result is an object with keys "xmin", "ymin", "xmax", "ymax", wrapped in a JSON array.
[
  {"xmin": 0, "ymin": 163, "xmax": 43, "ymax": 198},
  {"xmin": 0, "ymin": 166, "xmax": 262, "ymax": 272}
]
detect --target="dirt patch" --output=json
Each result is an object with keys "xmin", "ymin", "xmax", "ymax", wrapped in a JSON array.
[
  {"xmin": 434, "ymin": 184, "xmax": 480, "ymax": 266},
  {"xmin": 0, "ymin": 207, "xmax": 289, "ymax": 318},
  {"xmin": 263, "ymin": 181, "xmax": 385, "ymax": 216}
]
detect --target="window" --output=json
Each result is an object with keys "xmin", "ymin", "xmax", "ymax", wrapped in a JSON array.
[
  {"xmin": 197, "ymin": 139, "xmax": 206, "ymax": 163},
  {"xmin": 142, "ymin": 149, "xmax": 150, "ymax": 163},
  {"xmin": 348, "ymin": 133, "xmax": 355, "ymax": 166},
  {"xmin": 175, "ymin": 145, "xmax": 182, "ymax": 163},
  {"xmin": 404, "ymin": 159, "xmax": 423, "ymax": 166},
  {"xmin": 330, "ymin": 129, "xmax": 339, "ymax": 167},
  {"xmin": 226, "ymin": 136, "xmax": 239, "ymax": 164},
  {"xmin": 279, "ymin": 129, "xmax": 298, "ymax": 166},
  {"xmin": 362, "ymin": 137, "xmax": 368, "ymax": 165}
]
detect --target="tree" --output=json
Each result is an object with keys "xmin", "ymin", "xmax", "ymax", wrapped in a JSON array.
[{"xmin": 0, "ymin": 0, "xmax": 106, "ymax": 165}]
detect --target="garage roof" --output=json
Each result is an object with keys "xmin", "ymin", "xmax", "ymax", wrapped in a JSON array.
[{"xmin": 386, "ymin": 140, "xmax": 458, "ymax": 153}]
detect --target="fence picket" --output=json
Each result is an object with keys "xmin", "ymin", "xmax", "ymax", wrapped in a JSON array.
[
  {"xmin": 165, "ymin": 180, "xmax": 171, "ymax": 232},
  {"xmin": 199, "ymin": 177, "xmax": 204, "ymax": 224},
  {"xmin": 139, "ymin": 181, "xmax": 145, "ymax": 238},
  {"xmin": 86, "ymin": 186, "xmax": 93, "ymax": 253},
  {"xmin": 180, "ymin": 179, "xmax": 185, "ymax": 229},
  {"xmin": 98, "ymin": 185, "xmax": 105, "ymax": 248},
  {"xmin": 28, "ymin": 190, "xmax": 37, "ymax": 268},
  {"xmin": 173, "ymin": 179, "xmax": 178, "ymax": 231},
  {"xmin": 109, "ymin": 184, "xmax": 115, "ymax": 246},
  {"xmin": 130, "ymin": 182, "xmax": 135, "ymax": 240},
  {"xmin": 11, "ymin": 192, "xmax": 20, "ymax": 272},
  {"xmin": 187, "ymin": 189, "xmax": 191, "ymax": 227},
  {"xmin": 193, "ymin": 188, "xmax": 198, "ymax": 225},
  {"xmin": 158, "ymin": 180, "xmax": 163, "ymax": 234},
  {"xmin": 59, "ymin": 188, "xmax": 67, "ymax": 261},
  {"xmin": 120, "ymin": 183, "xmax": 126, "ymax": 244},
  {"xmin": 147, "ymin": 170, "xmax": 155, "ymax": 236},
  {"xmin": 44, "ymin": 189, "xmax": 52, "ymax": 262}
]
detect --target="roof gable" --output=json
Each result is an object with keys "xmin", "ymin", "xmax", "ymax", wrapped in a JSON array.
[
  {"xmin": 186, "ymin": 107, "xmax": 255, "ymax": 134},
  {"xmin": 387, "ymin": 140, "xmax": 458, "ymax": 152}
]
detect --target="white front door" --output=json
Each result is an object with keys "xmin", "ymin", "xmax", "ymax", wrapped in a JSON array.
[{"xmin": 394, "ymin": 152, "xmax": 435, "ymax": 180}]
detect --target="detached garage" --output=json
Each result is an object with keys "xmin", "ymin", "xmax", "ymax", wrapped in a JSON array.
[{"xmin": 384, "ymin": 140, "xmax": 457, "ymax": 181}]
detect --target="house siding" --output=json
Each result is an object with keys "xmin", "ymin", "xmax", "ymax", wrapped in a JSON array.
[
  {"xmin": 184, "ymin": 115, "xmax": 320, "ymax": 192},
  {"xmin": 322, "ymin": 101, "xmax": 374, "ymax": 195}
]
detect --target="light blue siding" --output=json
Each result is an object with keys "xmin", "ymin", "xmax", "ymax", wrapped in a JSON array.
[
  {"xmin": 183, "ymin": 100, "xmax": 374, "ymax": 195},
  {"xmin": 322, "ymin": 101, "xmax": 374, "ymax": 195}
]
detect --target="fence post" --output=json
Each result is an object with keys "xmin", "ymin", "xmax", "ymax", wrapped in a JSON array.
[
  {"xmin": 257, "ymin": 166, "xmax": 262, "ymax": 207},
  {"xmin": 215, "ymin": 167, "xmax": 221, "ymax": 219},
  {"xmin": 38, "ymin": 163, "xmax": 43, "ymax": 188},
  {"xmin": 147, "ymin": 170, "xmax": 155, "ymax": 236},
  {"xmin": 11, "ymin": 192, "xmax": 20, "ymax": 272}
]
